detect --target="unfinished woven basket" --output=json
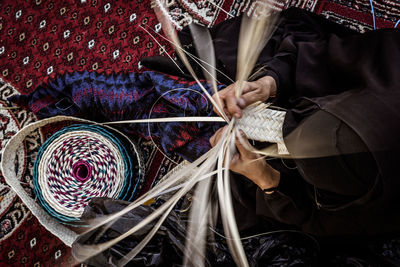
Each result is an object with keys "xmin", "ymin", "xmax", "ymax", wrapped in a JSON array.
[{"xmin": 237, "ymin": 102, "xmax": 288, "ymax": 154}]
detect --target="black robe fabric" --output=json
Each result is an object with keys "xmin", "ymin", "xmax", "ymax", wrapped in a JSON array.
[{"xmin": 145, "ymin": 7, "xmax": 400, "ymax": 237}]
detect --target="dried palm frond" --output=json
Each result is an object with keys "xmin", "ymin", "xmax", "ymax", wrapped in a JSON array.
[
  {"xmin": 152, "ymin": 0, "xmax": 229, "ymax": 122},
  {"xmin": 188, "ymin": 23, "xmax": 221, "ymax": 107},
  {"xmin": 71, "ymin": 1, "xmax": 283, "ymax": 267},
  {"xmin": 236, "ymin": 4, "xmax": 279, "ymax": 97}
]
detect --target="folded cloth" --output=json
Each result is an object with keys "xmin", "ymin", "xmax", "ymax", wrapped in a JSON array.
[{"xmin": 11, "ymin": 71, "xmax": 225, "ymax": 161}]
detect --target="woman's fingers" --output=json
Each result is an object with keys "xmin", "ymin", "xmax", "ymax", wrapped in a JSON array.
[
  {"xmin": 238, "ymin": 90, "xmax": 265, "ymax": 108},
  {"xmin": 212, "ymin": 86, "xmax": 239, "ymax": 118},
  {"xmin": 230, "ymin": 152, "xmax": 240, "ymax": 165},
  {"xmin": 212, "ymin": 85, "xmax": 232, "ymax": 117},
  {"xmin": 229, "ymin": 133, "xmax": 258, "ymax": 175},
  {"xmin": 212, "ymin": 92, "xmax": 224, "ymax": 116},
  {"xmin": 211, "ymin": 76, "xmax": 275, "ymax": 119},
  {"xmin": 221, "ymin": 83, "xmax": 241, "ymax": 117},
  {"xmin": 227, "ymin": 82, "xmax": 256, "ymax": 117},
  {"xmin": 225, "ymin": 81, "xmax": 264, "ymax": 116},
  {"xmin": 235, "ymin": 131, "xmax": 257, "ymax": 160},
  {"xmin": 209, "ymin": 126, "xmax": 227, "ymax": 147},
  {"xmin": 225, "ymin": 93, "xmax": 242, "ymax": 118}
]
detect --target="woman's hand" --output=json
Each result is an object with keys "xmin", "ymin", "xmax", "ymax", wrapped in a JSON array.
[
  {"xmin": 209, "ymin": 126, "xmax": 280, "ymax": 191},
  {"xmin": 212, "ymin": 76, "xmax": 277, "ymax": 119}
]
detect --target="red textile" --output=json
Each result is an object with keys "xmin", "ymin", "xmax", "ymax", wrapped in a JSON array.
[{"xmin": 0, "ymin": 0, "xmax": 174, "ymax": 95}]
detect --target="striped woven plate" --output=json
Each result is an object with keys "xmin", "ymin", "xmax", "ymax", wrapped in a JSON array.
[{"xmin": 33, "ymin": 124, "xmax": 144, "ymax": 224}]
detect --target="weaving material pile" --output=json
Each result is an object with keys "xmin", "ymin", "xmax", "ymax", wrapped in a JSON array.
[{"xmin": 33, "ymin": 124, "xmax": 143, "ymax": 224}]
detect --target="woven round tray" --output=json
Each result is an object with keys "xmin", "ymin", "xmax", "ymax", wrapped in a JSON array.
[
  {"xmin": 33, "ymin": 124, "xmax": 144, "ymax": 224},
  {"xmin": 1, "ymin": 116, "xmax": 144, "ymax": 246}
]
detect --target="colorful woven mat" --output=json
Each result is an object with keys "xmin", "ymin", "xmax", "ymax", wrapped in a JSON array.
[{"xmin": 33, "ymin": 124, "xmax": 144, "ymax": 224}]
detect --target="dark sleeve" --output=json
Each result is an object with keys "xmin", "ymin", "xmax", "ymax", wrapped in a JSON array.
[
  {"xmin": 254, "ymin": 8, "xmax": 351, "ymax": 107},
  {"xmin": 255, "ymin": 171, "xmax": 314, "ymax": 226},
  {"xmin": 208, "ymin": 8, "xmax": 356, "ymax": 106}
]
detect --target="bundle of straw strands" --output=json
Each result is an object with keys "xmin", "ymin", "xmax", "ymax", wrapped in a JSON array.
[
  {"xmin": 2, "ymin": 0, "xmax": 289, "ymax": 266},
  {"xmin": 73, "ymin": 1, "xmax": 285, "ymax": 266}
]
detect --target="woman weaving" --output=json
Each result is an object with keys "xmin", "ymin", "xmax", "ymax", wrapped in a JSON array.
[
  {"xmin": 11, "ymin": 6, "xmax": 400, "ymax": 265},
  {"xmin": 143, "ymin": 7, "xmax": 400, "ymax": 236},
  {"xmin": 213, "ymin": 9, "xmax": 400, "ymax": 236}
]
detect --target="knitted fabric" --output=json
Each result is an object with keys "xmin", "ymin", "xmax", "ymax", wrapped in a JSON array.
[{"xmin": 11, "ymin": 71, "xmax": 226, "ymax": 162}]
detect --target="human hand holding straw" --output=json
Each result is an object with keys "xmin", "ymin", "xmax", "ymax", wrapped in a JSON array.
[
  {"xmin": 212, "ymin": 76, "xmax": 277, "ymax": 119},
  {"xmin": 210, "ymin": 126, "xmax": 280, "ymax": 192}
]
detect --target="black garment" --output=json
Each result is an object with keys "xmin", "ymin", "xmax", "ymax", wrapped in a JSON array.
[
  {"xmin": 75, "ymin": 198, "xmax": 319, "ymax": 267},
  {"xmin": 143, "ymin": 8, "xmax": 400, "ymax": 236},
  {"xmin": 172, "ymin": 8, "xmax": 400, "ymax": 236}
]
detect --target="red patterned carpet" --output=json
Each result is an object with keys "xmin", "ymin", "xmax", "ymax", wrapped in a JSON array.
[{"xmin": 0, "ymin": 0, "xmax": 399, "ymax": 266}]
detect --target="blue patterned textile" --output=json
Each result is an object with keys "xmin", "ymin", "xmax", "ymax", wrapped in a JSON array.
[{"xmin": 12, "ymin": 71, "xmax": 226, "ymax": 161}]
